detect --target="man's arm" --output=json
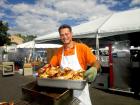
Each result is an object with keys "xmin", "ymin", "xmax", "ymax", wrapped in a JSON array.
[
  {"xmin": 84, "ymin": 45, "xmax": 101, "ymax": 81},
  {"xmin": 84, "ymin": 60, "xmax": 100, "ymax": 82}
]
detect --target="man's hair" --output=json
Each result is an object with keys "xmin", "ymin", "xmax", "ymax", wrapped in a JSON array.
[{"xmin": 58, "ymin": 24, "xmax": 72, "ymax": 33}]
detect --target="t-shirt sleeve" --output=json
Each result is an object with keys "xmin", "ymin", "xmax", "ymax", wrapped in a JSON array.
[
  {"xmin": 50, "ymin": 48, "xmax": 62, "ymax": 66},
  {"xmin": 83, "ymin": 44, "xmax": 97, "ymax": 66},
  {"xmin": 50, "ymin": 54, "xmax": 59, "ymax": 66}
]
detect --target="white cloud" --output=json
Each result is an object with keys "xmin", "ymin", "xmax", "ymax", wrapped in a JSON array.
[
  {"xmin": 0, "ymin": 12, "xmax": 5, "ymax": 17},
  {"xmin": 6, "ymin": 0, "xmax": 114, "ymax": 36},
  {"xmin": 130, "ymin": 0, "xmax": 140, "ymax": 6},
  {"xmin": 0, "ymin": 0, "xmax": 7, "ymax": 7},
  {"xmin": 9, "ymin": 13, "xmax": 59, "ymax": 35},
  {"xmin": 11, "ymin": 3, "xmax": 31, "ymax": 13}
]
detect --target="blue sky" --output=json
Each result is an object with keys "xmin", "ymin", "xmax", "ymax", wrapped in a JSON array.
[{"xmin": 0, "ymin": 0, "xmax": 140, "ymax": 36}]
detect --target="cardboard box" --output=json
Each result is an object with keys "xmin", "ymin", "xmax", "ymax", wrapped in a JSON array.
[
  {"xmin": 24, "ymin": 63, "xmax": 32, "ymax": 68},
  {"xmin": 23, "ymin": 67, "xmax": 33, "ymax": 76}
]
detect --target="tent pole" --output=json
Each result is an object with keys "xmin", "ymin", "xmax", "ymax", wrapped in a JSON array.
[
  {"xmin": 96, "ymin": 32, "xmax": 100, "ymax": 60},
  {"xmin": 95, "ymin": 14, "xmax": 113, "ymax": 60},
  {"xmin": 32, "ymin": 40, "xmax": 35, "ymax": 72}
]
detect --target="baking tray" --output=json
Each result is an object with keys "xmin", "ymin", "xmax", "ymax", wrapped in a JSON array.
[
  {"xmin": 21, "ymin": 81, "xmax": 73, "ymax": 105},
  {"xmin": 37, "ymin": 77, "xmax": 87, "ymax": 90}
]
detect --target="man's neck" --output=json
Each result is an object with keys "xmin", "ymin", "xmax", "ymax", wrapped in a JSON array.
[{"xmin": 64, "ymin": 41, "xmax": 75, "ymax": 50}]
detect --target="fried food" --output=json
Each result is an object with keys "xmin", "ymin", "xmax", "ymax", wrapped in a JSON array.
[
  {"xmin": 38, "ymin": 65, "xmax": 85, "ymax": 80},
  {"xmin": 0, "ymin": 101, "xmax": 14, "ymax": 105}
]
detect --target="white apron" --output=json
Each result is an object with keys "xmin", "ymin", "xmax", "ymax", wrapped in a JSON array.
[{"xmin": 60, "ymin": 46, "xmax": 92, "ymax": 105}]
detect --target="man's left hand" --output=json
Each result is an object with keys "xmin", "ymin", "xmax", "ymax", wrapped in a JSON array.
[{"xmin": 84, "ymin": 67, "xmax": 97, "ymax": 82}]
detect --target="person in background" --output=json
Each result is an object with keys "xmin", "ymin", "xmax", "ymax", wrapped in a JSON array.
[{"xmin": 50, "ymin": 24, "xmax": 100, "ymax": 105}]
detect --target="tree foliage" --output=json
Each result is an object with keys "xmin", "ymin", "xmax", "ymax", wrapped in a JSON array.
[
  {"xmin": 23, "ymin": 35, "xmax": 37, "ymax": 42},
  {"xmin": 15, "ymin": 33, "xmax": 37, "ymax": 42},
  {"xmin": 0, "ymin": 20, "xmax": 37, "ymax": 46},
  {"xmin": 0, "ymin": 20, "xmax": 11, "ymax": 46}
]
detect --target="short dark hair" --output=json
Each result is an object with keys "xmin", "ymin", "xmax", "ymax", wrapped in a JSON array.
[{"xmin": 58, "ymin": 24, "xmax": 72, "ymax": 33}]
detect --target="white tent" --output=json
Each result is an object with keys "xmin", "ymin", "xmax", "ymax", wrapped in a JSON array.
[
  {"xmin": 35, "ymin": 44, "xmax": 62, "ymax": 48},
  {"xmin": 72, "ymin": 15, "xmax": 111, "ymax": 38},
  {"xmin": 35, "ymin": 8, "xmax": 140, "ymax": 42},
  {"xmin": 35, "ymin": 15, "xmax": 112, "ymax": 43},
  {"xmin": 99, "ymin": 8, "xmax": 140, "ymax": 38},
  {"xmin": 35, "ymin": 32, "xmax": 59, "ymax": 43},
  {"xmin": 17, "ymin": 41, "xmax": 62, "ymax": 48},
  {"xmin": 17, "ymin": 41, "xmax": 35, "ymax": 48},
  {"xmin": 73, "ymin": 8, "xmax": 140, "ymax": 38}
]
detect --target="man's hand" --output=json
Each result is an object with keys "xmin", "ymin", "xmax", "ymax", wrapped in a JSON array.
[{"xmin": 84, "ymin": 67, "xmax": 97, "ymax": 82}]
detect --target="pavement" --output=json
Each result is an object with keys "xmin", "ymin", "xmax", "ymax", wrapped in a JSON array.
[{"xmin": 0, "ymin": 72, "xmax": 140, "ymax": 105}]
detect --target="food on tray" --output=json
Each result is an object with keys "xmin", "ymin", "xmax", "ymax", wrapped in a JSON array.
[
  {"xmin": 37, "ymin": 64, "xmax": 85, "ymax": 80},
  {"xmin": 0, "ymin": 101, "xmax": 14, "ymax": 105}
]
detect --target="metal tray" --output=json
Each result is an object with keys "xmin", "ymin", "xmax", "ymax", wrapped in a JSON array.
[{"xmin": 37, "ymin": 77, "xmax": 87, "ymax": 90}]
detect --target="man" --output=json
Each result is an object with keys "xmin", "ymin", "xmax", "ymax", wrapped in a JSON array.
[{"xmin": 50, "ymin": 24, "xmax": 100, "ymax": 105}]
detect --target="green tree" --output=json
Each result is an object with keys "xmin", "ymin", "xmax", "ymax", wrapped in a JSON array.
[
  {"xmin": 0, "ymin": 20, "xmax": 11, "ymax": 46},
  {"xmin": 15, "ymin": 33, "xmax": 37, "ymax": 42},
  {"xmin": 23, "ymin": 35, "xmax": 37, "ymax": 42}
]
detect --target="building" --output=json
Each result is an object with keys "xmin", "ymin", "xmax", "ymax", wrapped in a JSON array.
[{"xmin": 9, "ymin": 35, "xmax": 24, "ymax": 45}]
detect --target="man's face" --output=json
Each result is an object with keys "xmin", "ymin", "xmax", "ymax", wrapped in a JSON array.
[{"xmin": 59, "ymin": 28, "xmax": 72, "ymax": 44}]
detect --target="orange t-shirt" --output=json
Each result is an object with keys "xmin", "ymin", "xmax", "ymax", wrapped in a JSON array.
[{"xmin": 50, "ymin": 42, "xmax": 97, "ymax": 70}]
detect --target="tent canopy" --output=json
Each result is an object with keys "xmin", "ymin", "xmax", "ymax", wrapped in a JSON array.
[
  {"xmin": 72, "ymin": 15, "xmax": 111, "ymax": 38},
  {"xmin": 17, "ymin": 41, "xmax": 35, "ymax": 48},
  {"xmin": 99, "ymin": 8, "xmax": 140, "ymax": 38},
  {"xmin": 35, "ymin": 15, "xmax": 111, "ymax": 43},
  {"xmin": 35, "ymin": 32, "xmax": 59, "ymax": 43},
  {"xmin": 17, "ymin": 41, "xmax": 62, "ymax": 48},
  {"xmin": 35, "ymin": 8, "xmax": 140, "ymax": 43}
]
